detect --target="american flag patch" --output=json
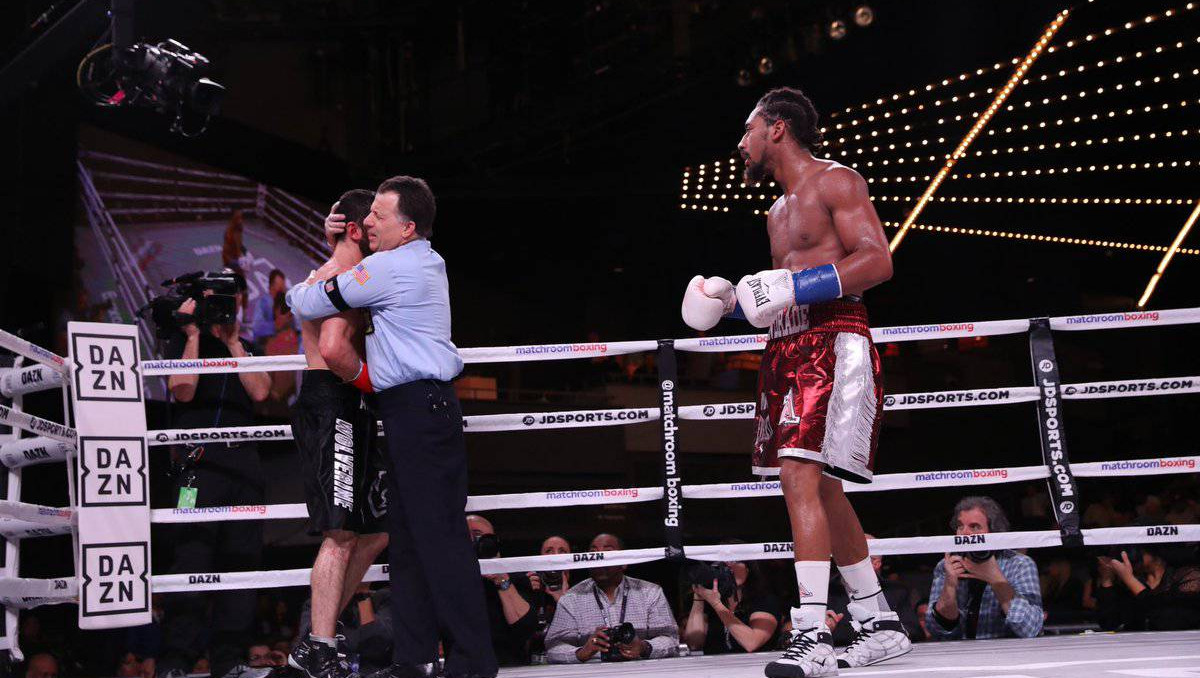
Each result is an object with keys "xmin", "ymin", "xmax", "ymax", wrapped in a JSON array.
[{"xmin": 353, "ymin": 264, "xmax": 370, "ymax": 285}]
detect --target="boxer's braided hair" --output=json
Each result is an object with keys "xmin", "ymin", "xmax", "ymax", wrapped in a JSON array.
[{"xmin": 756, "ymin": 87, "xmax": 824, "ymax": 153}]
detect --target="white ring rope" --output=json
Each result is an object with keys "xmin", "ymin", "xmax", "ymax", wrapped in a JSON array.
[
  {"xmin": 14, "ymin": 524, "xmax": 1199, "ymax": 599},
  {"xmin": 0, "ymin": 365, "xmax": 65, "ymax": 399},
  {"xmin": 0, "ymin": 437, "xmax": 73, "ymax": 470},
  {"xmin": 0, "ymin": 501, "xmax": 74, "ymax": 527},
  {"xmin": 0, "ymin": 328, "xmax": 67, "ymax": 376},
  {"xmin": 0, "ymin": 405, "xmax": 77, "ymax": 445},
  {"xmin": 133, "ymin": 307, "xmax": 1200, "ymax": 376},
  {"xmin": 145, "ymin": 455, "xmax": 1200, "ymax": 522},
  {"xmin": 0, "ymin": 520, "xmax": 74, "ymax": 541},
  {"xmin": 132, "ymin": 373, "xmax": 1197, "ymax": 449}
]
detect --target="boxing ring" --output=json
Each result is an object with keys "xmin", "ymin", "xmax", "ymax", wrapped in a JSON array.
[{"xmin": 0, "ymin": 305, "xmax": 1197, "ymax": 671}]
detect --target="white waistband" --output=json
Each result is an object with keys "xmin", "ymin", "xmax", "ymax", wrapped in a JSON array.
[{"xmin": 769, "ymin": 306, "xmax": 811, "ymax": 340}]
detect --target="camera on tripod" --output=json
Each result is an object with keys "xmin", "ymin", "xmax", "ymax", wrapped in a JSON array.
[{"xmin": 137, "ymin": 269, "xmax": 246, "ymax": 338}]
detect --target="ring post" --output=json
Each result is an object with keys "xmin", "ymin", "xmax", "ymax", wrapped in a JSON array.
[
  {"xmin": 67, "ymin": 322, "xmax": 153, "ymax": 629},
  {"xmin": 1028, "ymin": 317, "xmax": 1084, "ymax": 547},
  {"xmin": 656, "ymin": 340, "xmax": 685, "ymax": 562}
]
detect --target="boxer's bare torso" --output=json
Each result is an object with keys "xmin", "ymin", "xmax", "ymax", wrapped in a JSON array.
[{"xmin": 764, "ymin": 157, "xmax": 890, "ymax": 297}]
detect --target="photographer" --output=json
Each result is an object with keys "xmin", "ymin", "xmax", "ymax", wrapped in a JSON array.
[
  {"xmin": 156, "ymin": 284, "xmax": 271, "ymax": 678},
  {"xmin": 1095, "ymin": 540, "xmax": 1200, "ymax": 631},
  {"xmin": 681, "ymin": 554, "xmax": 782, "ymax": 654},
  {"xmin": 526, "ymin": 536, "xmax": 572, "ymax": 656},
  {"xmin": 926, "ymin": 496, "xmax": 1043, "ymax": 640},
  {"xmin": 544, "ymin": 533, "xmax": 678, "ymax": 664},
  {"xmin": 468, "ymin": 515, "xmax": 540, "ymax": 666}
]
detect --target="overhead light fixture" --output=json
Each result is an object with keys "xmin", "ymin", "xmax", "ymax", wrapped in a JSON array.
[
  {"xmin": 829, "ymin": 20, "xmax": 848, "ymax": 40},
  {"xmin": 757, "ymin": 56, "xmax": 774, "ymax": 75},
  {"xmin": 854, "ymin": 5, "xmax": 875, "ymax": 27},
  {"xmin": 736, "ymin": 69, "xmax": 754, "ymax": 87}
]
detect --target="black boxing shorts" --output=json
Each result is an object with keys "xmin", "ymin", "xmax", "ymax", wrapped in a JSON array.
[{"xmin": 290, "ymin": 370, "xmax": 388, "ymax": 535}]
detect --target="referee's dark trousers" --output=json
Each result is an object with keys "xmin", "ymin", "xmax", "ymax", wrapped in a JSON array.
[{"xmin": 379, "ymin": 378, "xmax": 498, "ymax": 676}]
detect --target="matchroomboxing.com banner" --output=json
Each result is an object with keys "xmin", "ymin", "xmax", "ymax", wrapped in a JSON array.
[
  {"xmin": 683, "ymin": 465, "xmax": 1050, "ymax": 499},
  {"xmin": 1050, "ymin": 307, "xmax": 1200, "ymax": 332},
  {"xmin": 1073, "ymin": 456, "xmax": 1199, "ymax": 478},
  {"xmin": 1062, "ymin": 376, "xmax": 1200, "ymax": 400},
  {"xmin": 461, "ymin": 340, "xmax": 658, "ymax": 364}
]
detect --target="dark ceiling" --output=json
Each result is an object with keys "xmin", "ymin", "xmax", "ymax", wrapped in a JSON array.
[{"xmin": 1, "ymin": 0, "xmax": 1197, "ymax": 346}]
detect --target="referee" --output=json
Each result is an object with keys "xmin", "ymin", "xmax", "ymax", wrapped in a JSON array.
[{"xmin": 287, "ymin": 176, "xmax": 498, "ymax": 678}]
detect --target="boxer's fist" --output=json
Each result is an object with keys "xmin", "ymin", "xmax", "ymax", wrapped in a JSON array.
[
  {"xmin": 736, "ymin": 268, "xmax": 795, "ymax": 328},
  {"xmin": 681, "ymin": 275, "xmax": 735, "ymax": 331}
]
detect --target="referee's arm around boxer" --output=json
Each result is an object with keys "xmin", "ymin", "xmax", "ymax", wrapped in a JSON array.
[{"xmin": 288, "ymin": 176, "xmax": 499, "ymax": 678}]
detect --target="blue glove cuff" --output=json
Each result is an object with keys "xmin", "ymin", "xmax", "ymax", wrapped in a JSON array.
[{"xmin": 792, "ymin": 264, "xmax": 843, "ymax": 305}]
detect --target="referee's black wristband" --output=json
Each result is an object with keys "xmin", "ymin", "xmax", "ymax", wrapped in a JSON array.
[{"xmin": 323, "ymin": 276, "xmax": 351, "ymax": 312}]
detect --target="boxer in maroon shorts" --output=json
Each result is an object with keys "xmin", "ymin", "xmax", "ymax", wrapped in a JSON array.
[
  {"xmin": 751, "ymin": 299, "xmax": 882, "ymax": 483},
  {"xmin": 681, "ymin": 87, "xmax": 908, "ymax": 677}
]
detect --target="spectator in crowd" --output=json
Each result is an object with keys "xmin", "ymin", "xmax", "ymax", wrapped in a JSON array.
[
  {"xmin": 1164, "ymin": 484, "xmax": 1199, "ymax": 524},
  {"xmin": 1083, "ymin": 492, "xmax": 1128, "ymax": 529},
  {"xmin": 912, "ymin": 599, "xmax": 932, "ymax": 642},
  {"xmin": 827, "ymin": 535, "xmax": 917, "ymax": 646},
  {"xmin": 1096, "ymin": 541, "xmax": 1200, "ymax": 631},
  {"xmin": 251, "ymin": 269, "xmax": 289, "ymax": 343},
  {"xmin": 1040, "ymin": 557, "xmax": 1087, "ymax": 625},
  {"xmin": 1136, "ymin": 495, "xmax": 1166, "ymax": 523},
  {"xmin": 157, "ymin": 293, "xmax": 270, "ymax": 678},
  {"xmin": 222, "ymin": 210, "xmax": 247, "ymax": 276},
  {"xmin": 544, "ymin": 533, "xmax": 678, "ymax": 664},
  {"xmin": 25, "ymin": 653, "xmax": 58, "ymax": 678},
  {"xmin": 528, "ymin": 535, "xmax": 573, "ymax": 646},
  {"xmin": 468, "ymin": 515, "xmax": 540, "ymax": 666},
  {"xmin": 295, "ymin": 585, "xmax": 394, "ymax": 674},
  {"xmin": 117, "ymin": 651, "xmax": 151, "ymax": 678},
  {"xmin": 246, "ymin": 641, "xmax": 287, "ymax": 668},
  {"xmin": 926, "ymin": 496, "xmax": 1044, "ymax": 640},
  {"xmin": 1017, "ymin": 484, "xmax": 1050, "ymax": 529},
  {"xmin": 682, "ymin": 549, "xmax": 783, "ymax": 654}
]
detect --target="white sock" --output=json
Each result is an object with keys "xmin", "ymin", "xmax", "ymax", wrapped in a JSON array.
[
  {"xmin": 792, "ymin": 561, "xmax": 830, "ymax": 631},
  {"xmin": 838, "ymin": 557, "xmax": 890, "ymax": 614},
  {"xmin": 308, "ymin": 633, "xmax": 337, "ymax": 649}
]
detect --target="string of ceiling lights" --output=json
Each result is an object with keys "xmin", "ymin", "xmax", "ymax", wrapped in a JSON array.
[
  {"xmin": 876, "ymin": 219, "xmax": 1200, "ymax": 256},
  {"xmin": 681, "ymin": 121, "xmax": 1200, "ymax": 200},
  {"xmin": 866, "ymin": 158, "xmax": 1197, "ymax": 186},
  {"xmin": 871, "ymin": 195, "xmax": 1197, "ymax": 206},
  {"xmin": 825, "ymin": 2, "xmax": 1197, "ymax": 122},
  {"xmin": 825, "ymin": 35, "xmax": 1200, "ymax": 142},
  {"xmin": 680, "ymin": 5, "xmax": 1198, "ymax": 270}
]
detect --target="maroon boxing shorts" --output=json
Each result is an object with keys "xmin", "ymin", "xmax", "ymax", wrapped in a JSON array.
[{"xmin": 751, "ymin": 298, "xmax": 882, "ymax": 483}]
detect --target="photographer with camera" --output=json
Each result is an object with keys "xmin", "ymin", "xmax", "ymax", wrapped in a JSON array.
[
  {"xmin": 681, "ymin": 550, "xmax": 782, "ymax": 654},
  {"xmin": 466, "ymin": 515, "xmax": 539, "ymax": 666},
  {"xmin": 525, "ymin": 536, "xmax": 572, "ymax": 657},
  {"xmin": 152, "ymin": 272, "xmax": 271, "ymax": 678},
  {"xmin": 544, "ymin": 533, "xmax": 678, "ymax": 664},
  {"xmin": 926, "ymin": 496, "xmax": 1043, "ymax": 640}
]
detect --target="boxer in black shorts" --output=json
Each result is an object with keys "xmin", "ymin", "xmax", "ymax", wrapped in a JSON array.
[
  {"xmin": 291, "ymin": 370, "xmax": 388, "ymax": 537},
  {"xmin": 288, "ymin": 190, "xmax": 389, "ymax": 678}
]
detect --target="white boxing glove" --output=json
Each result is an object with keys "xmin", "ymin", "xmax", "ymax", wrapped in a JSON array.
[
  {"xmin": 681, "ymin": 275, "xmax": 736, "ymax": 331},
  {"xmin": 735, "ymin": 268, "xmax": 796, "ymax": 328}
]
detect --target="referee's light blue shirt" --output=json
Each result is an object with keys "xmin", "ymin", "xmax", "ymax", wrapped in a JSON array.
[{"xmin": 285, "ymin": 239, "xmax": 463, "ymax": 390}]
